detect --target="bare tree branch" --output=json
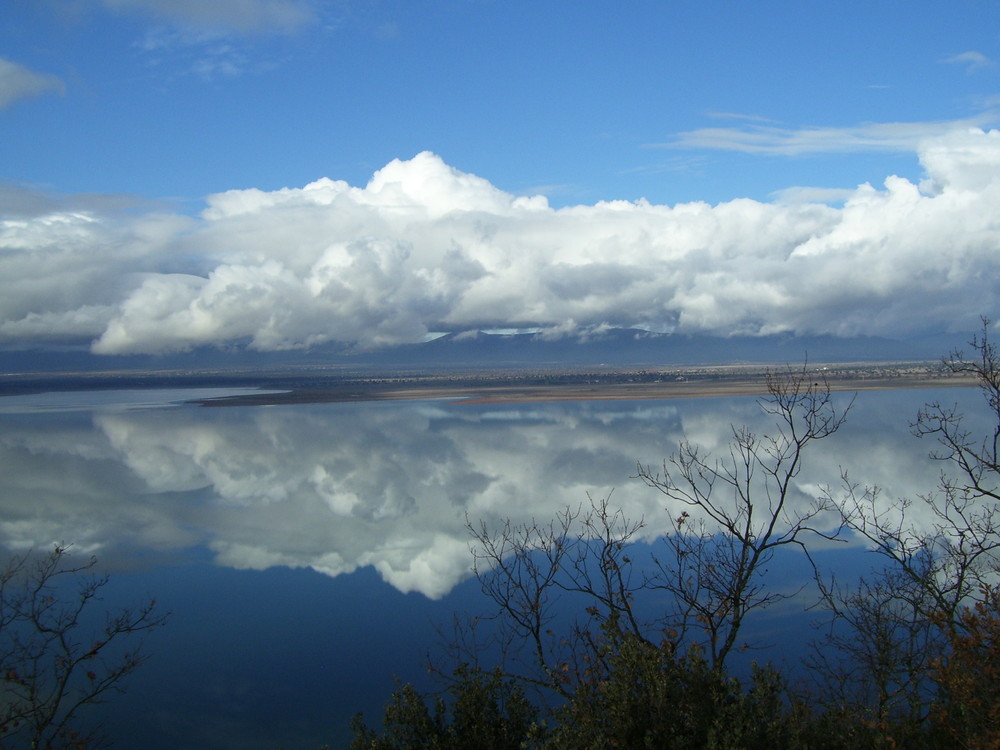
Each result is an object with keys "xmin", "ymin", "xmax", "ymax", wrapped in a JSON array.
[
  {"xmin": 0, "ymin": 545, "xmax": 168, "ymax": 749},
  {"xmin": 636, "ymin": 364, "xmax": 851, "ymax": 669}
]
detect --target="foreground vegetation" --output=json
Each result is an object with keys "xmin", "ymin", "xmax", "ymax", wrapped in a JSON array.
[
  {"xmin": 353, "ymin": 325, "xmax": 1000, "ymax": 749},
  {"xmin": 0, "ymin": 546, "xmax": 166, "ymax": 749}
]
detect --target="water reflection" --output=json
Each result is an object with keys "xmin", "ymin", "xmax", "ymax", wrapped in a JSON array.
[{"xmin": 0, "ymin": 387, "xmax": 981, "ymax": 599}]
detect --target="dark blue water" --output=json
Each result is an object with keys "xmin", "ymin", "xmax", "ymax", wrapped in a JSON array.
[{"xmin": 0, "ymin": 386, "xmax": 982, "ymax": 748}]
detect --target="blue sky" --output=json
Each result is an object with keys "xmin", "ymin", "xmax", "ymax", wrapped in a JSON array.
[
  {"xmin": 6, "ymin": 1, "xmax": 999, "ymax": 205},
  {"xmin": 2, "ymin": 0, "xmax": 1000, "ymax": 354}
]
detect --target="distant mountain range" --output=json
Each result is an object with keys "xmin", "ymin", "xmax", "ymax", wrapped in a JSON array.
[
  {"xmin": 0, "ymin": 329, "xmax": 970, "ymax": 375},
  {"xmin": 411, "ymin": 329, "xmax": 964, "ymax": 369}
]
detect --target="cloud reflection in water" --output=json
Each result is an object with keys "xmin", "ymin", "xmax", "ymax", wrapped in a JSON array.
[{"xmin": 0, "ymin": 388, "xmax": 980, "ymax": 599}]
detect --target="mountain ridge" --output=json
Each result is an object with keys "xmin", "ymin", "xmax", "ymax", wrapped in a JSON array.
[{"xmin": 0, "ymin": 328, "xmax": 968, "ymax": 375}]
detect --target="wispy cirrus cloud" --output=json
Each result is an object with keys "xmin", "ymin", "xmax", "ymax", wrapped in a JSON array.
[
  {"xmin": 702, "ymin": 111, "xmax": 782, "ymax": 124},
  {"xmin": 135, "ymin": 26, "xmax": 254, "ymax": 80},
  {"xmin": 100, "ymin": 0, "xmax": 318, "ymax": 35},
  {"xmin": 657, "ymin": 113, "xmax": 999, "ymax": 156},
  {"xmin": 99, "ymin": 0, "xmax": 320, "ymax": 80},
  {"xmin": 0, "ymin": 58, "xmax": 65, "ymax": 110},
  {"xmin": 942, "ymin": 50, "xmax": 995, "ymax": 73}
]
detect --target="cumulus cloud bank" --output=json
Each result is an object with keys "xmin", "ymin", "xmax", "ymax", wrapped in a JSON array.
[{"xmin": 3, "ymin": 128, "xmax": 1000, "ymax": 355}]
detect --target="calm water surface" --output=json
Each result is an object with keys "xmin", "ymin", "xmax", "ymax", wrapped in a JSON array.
[{"xmin": 0, "ymin": 386, "xmax": 983, "ymax": 748}]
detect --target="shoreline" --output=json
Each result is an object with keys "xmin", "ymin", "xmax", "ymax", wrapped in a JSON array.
[
  {"xmin": 193, "ymin": 368, "xmax": 979, "ymax": 407},
  {"xmin": 0, "ymin": 362, "xmax": 978, "ymax": 406}
]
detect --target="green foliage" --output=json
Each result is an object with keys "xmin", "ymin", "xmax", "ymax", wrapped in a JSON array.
[
  {"xmin": 546, "ymin": 636, "xmax": 732, "ymax": 750},
  {"xmin": 930, "ymin": 588, "xmax": 1000, "ymax": 749},
  {"xmin": 353, "ymin": 608, "xmax": 1000, "ymax": 750},
  {"xmin": 351, "ymin": 665, "xmax": 540, "ymax": 750},
  {"xmin": 354, "ymin": 636, "xmax": 927, "ymax": 750}
]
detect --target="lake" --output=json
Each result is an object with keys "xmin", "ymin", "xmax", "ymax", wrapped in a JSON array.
[{"xmin": 0, "ymin": 384, "xmax": 984, "ymax": 748}]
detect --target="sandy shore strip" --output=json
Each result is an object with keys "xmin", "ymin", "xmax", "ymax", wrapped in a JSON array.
[{"xmin": 193, "ymin": 368, "xmax": 980, "ymax": 407}]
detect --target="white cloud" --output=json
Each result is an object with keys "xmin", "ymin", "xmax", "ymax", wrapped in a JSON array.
[
  {"xmin": 5, "ymin": 129, "xmax": 1000, "ymax": 354},
  {"xmin": 0, "ymin": 58, "xmax": 65, "ymax": 110},
  {"xmin": 0, "ymin": 201, "xmax": 193, "ymax": 346},
  {"xmin": 918, "ymin": 127, "xmax": 1000, "ymax": 192}
]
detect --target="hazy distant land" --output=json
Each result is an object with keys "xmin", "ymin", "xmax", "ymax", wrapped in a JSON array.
[
  {"xmin": 202, "ymin": 363, "xmax": 979, "ymax": 406},
  {"xmin": 0, "ymin": 361, "xmax": 970, "ymax": 406}
]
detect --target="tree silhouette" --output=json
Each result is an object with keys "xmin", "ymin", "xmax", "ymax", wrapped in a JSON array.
[{"xmin": 0, "ymin": 545, "xmax": 167, "ymax": 749}]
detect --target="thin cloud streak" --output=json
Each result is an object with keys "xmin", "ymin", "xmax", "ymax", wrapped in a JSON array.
[
  {"xmin": 704, "ymin": 111, "xmax": 783, "ymax": 124},
  {"xmin": 769, "ymin": 186, "xmax": 858, "ymax": 205},
  {"xmin": 660, "ymin": 114, "xmax": 999, "ymax": 156},
  {"xmin": 942, "ymin": 50, "xmax": 995, "ymax": 73}
]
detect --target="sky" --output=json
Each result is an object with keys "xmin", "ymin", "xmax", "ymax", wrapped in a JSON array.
[{"xmin": 2, "ymin": 0, "xmax": 1000, "ymax": 356}]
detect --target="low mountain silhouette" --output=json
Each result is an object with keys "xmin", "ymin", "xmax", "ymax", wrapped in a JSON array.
[{"xmin": 0, "ymin": 328, "xmax": 965, "ymax": 375}]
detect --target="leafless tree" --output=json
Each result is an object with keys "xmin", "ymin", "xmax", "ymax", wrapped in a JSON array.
[
  {"xmin": 814, "ymin": 319, "xmax": 1000, "ymax": 728},
  {"xmin": 807, "ymin": 561, "xmax": 943, "ymax": 731},
  {"xmin": 0, "ymin": 545, "xmax": 167, "ymax": 749},
  {"xmin": 464, "ymin": 497, "xmax": 649, "ymax": 699},
  {"xmin": 636, "ymin": 365, "xmax": 851, "ymax": 669},
  {"xmin": 457, "ymin": 364, "xmax": 851, "ymax": 698}
]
